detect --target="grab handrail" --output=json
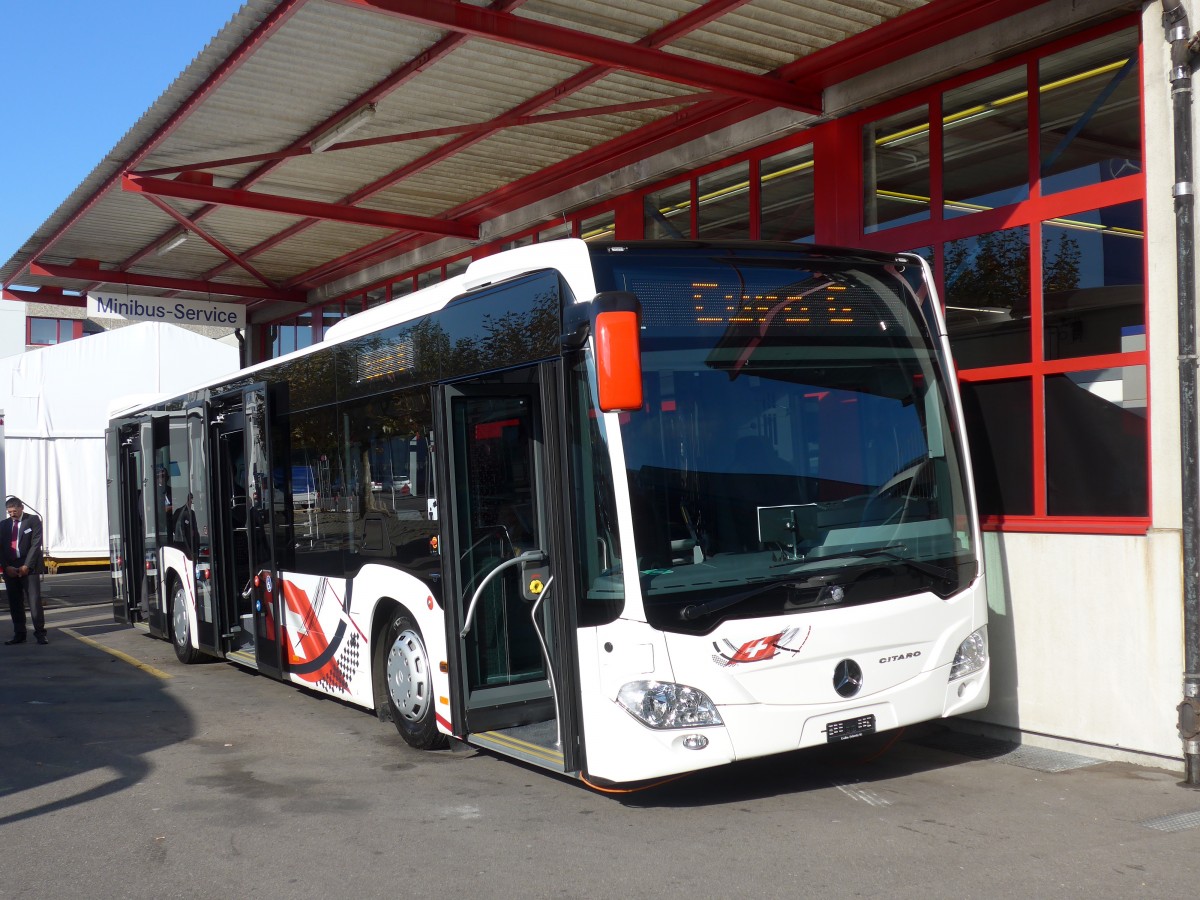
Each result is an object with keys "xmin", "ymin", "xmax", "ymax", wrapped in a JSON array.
[{"xmin": 459, "ymin": 548, "xmax": 546, "ymax": 638}]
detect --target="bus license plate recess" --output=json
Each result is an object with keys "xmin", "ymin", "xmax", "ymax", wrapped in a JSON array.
[{"xmin": 826, "ymin": 714, "xmax": 876, "ymax": 743}]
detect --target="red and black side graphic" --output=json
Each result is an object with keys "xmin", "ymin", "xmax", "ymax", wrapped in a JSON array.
[{"xmin": 281, "ymin": 577, "xmax": 364, "ymax": 694}]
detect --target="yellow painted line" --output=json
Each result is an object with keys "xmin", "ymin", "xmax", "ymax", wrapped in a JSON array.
[
  {"xmin": 61, "ymin": 627, "xmax": 173, "ymax": 680},
  {"xmin": 474, "ymin": 730, "xmax": 564, "ymax": 765}
]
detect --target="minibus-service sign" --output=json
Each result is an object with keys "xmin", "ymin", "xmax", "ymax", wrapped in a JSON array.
[{"xmin": 87, "ymin": 290, "xmax": 245, "ymax": 328}]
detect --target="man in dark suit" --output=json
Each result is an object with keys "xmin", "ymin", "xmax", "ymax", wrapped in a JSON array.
[{"xmin": 2, "ymin": 495, "xmax": 46, "ymax": 645}]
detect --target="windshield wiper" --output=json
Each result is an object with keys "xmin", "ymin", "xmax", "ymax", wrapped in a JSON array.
[
  {"xmin": 799, "ymin": 543, "xmax": 956, "ymax": 582},
  {"xmin": 678, "ymin": 574, "xmax": 838, "ymax": 622}
]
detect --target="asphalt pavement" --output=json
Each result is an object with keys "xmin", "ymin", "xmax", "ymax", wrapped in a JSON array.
[
  {"xmin": 36, "ymin": 568, "xmax": 114, "ymax": 608},
  {"xmin": 3, "ymin": 570, "xmax": 1200, "ymax": 899}
]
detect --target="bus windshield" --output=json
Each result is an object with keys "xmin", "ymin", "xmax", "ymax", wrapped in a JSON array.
[{"xmin": 590, "ymin": 244, "xmax": 977, "ymax": 633}]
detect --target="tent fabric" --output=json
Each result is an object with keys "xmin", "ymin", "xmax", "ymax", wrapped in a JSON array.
[{"xmin": 1, "ymin": 322, "xmax": 239, "ymax": 559}]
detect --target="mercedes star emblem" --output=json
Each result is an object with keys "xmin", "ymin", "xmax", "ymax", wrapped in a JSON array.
[{"xmin": 833, "ymin": 659, "xmax": 863, "ymax": 698}]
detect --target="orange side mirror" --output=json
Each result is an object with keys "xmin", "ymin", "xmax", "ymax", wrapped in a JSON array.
[{"xmin": 594, "ymin": 309, "xmax": 643, "ymax": 412}]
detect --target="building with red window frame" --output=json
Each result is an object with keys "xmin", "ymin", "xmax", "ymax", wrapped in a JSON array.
[{"xmin": 4, "ymin": 0, "xmax": 1198, "ymax": 777}]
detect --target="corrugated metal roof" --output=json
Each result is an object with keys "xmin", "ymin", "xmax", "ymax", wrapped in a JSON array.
[{"xmin": 0, "ymin": 0, "xmax": 1112, "ymax": 322}]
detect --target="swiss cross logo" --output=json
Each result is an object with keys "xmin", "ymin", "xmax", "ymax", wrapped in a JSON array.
[
  {"xmin": 731, "ymin": 635, "xmax": 782, "ymax": 663},
  {"xmin": 712, "ymin": 626, "xmax": 811, "ymax": 667}
]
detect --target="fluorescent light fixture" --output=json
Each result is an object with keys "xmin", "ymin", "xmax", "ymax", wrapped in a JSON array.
[
  {"xmin": 310, "ymin": 104, "xmax": 377, "ymax": 153},
  {"xmin": 156, "ymin": 230, "xmax": 189, "ymax": 256}
]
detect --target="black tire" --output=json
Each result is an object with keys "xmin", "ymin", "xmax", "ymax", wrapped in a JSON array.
[
  {"xmin": 380, "ymin": 612, "xmax": 447, "ymax": 750},
  {"xmin": 171, "ymin": 581, "xmax": 205, "ymax": 664}
]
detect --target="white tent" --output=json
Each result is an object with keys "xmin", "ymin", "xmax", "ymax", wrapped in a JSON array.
[{"xmin": 1, "ymin": 322, "xmax": 239, "ymax": 560}]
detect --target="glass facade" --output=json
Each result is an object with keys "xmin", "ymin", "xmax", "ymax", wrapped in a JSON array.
[
  {"xmin": 697, "ymin": 161, "xmax": 750, "ymax": 240},
  {"xmin": 644, "ymin": 181, "xmax": 691, "ymax": 239},
  {"xmin": 760, "ymin": 144, "xmax": 815, "ymax": 243},
  {"xmin": 864, "ymin": 106, "xmax": 931, "ymax": 234},
  {"xmin": 1042, "ymin": 202, "xmax": 1144, "ymax": 361},
  {"xmin": 858, "ymin": 23, "xmax": 1146, "ymax": 529},
  {"xmin": 270, "ymin": 312, "xmax": 314, "ymax": 357},
  {"xmin": 943, "ymin": 67, "xmax": 1030, "ymax": 217},
  {"xmin": 1039, "ymin": 29, "xmax": 1141, "ymax": 195},
  {"xmin": 944, "ymin": 226, "xmax": 1032, "ymax": 368},
  {"xmin": 581, "ymin": 211, "xmax": 615, "ymax": 242}
]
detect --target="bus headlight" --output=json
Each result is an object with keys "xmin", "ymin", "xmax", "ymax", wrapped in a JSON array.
[
  {"xmin": 950, "ymin": 629, "xmax": 987, "ymax": 681},
  {"xmin": 616, "ymin": 680, "xmax": 722, "ymax": 729}
]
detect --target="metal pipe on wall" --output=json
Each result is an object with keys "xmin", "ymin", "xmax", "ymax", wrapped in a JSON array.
[{"xmin": 1163, "ymin": 0, "xmax": 1200, "ymax": 787}]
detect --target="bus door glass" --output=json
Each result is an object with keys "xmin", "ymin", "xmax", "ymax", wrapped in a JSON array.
[
  {"xmin": 138, "ymin": 420, "xmax": 159, "ymax": 628},
  {"xmin": 441, "ymin": 376, "xmax": 560, "ymax": 738},
  {"xmin": 106, "ymin": 425, "xmax": 127, "ymax": 622},
  {"xmin": 245, "ymin": 387, "xmax": 283, "ymax": 678},
  {"xmin": 210, "ymin": 387, "xmax": 284, "ymax": 678},
  {"xmin": 186, "ymin": 405, "xmax": 219, "ymax": 652},
  {"xmin": 211, "ymin": 405, "xmax": 248, "ymax": 652},
  {"xmin": 110, "ymin": 421, "xmax": 144, "ymax": 624},
  {"xmin": 146, "ymin": 415, "xmax": 176, "ymax": 638}
]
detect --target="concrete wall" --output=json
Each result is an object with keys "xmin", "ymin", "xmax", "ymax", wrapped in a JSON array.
[{"xmin": 975, "ymin": 530, "xmax": 1183, "ymax": 764}]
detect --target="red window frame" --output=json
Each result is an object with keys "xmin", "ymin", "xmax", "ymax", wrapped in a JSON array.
[
  {"xmin": 26, "ymin": 316, "xmax": 82, "ymax": 347},
  {"xmin": 844, "ymin": 17, "xmax": 1147, "ymax": 535}
]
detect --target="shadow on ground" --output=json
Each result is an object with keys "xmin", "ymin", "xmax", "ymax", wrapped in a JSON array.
[{"xmin": 0, "ymin": 618, "xmax": 194, "ymax": 825}]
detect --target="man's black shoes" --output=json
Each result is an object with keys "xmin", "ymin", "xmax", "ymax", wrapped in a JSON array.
[
  {"xmin": 35, "ymin": 635, "xmax": 47, "ymax": 645},
  {"xmin": 5, "ymin": 636, "xmax": 26, "ymax": 645}
]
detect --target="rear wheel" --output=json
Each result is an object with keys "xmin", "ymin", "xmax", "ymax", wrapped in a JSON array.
[
  {"xmin": 171, "ymin": 581, "xmax": 204, "ymax": 664},
  {"xmin": 381, "ymin": 612, "xmax": 447, "ymax": 750}
]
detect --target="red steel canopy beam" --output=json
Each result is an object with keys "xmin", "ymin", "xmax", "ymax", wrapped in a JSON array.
[
  {"xmin": 212, "ymin": 0, "xmax": 758, "ymax": 287},
  {"xmin": 117, "ymin": 0, "xmax": 531, "ymax": 275},
  {"xmin": 122, "ymin": 173, "xmax": 479, "ymax": 239},
  {"xmin": 138, "ymin": 192, "xmax": 281, "ymax": 288},
  {"xmin": 292, "ymin": 97, "xmax": 757, "ymax": 288},
  {"xmin": 28, "ymin": 262, "xmax": 305, "ymax": 304},
  {"xmin": 339, "ymin": 0, "xmax": 820, "ymax": 112},
  {"xmin": 202, "ymin": 0, "xmax": 755, "ymax": 287},
  {"xmin": 134, "ymin": 93, "xmax": 715, "ymax": 177}
]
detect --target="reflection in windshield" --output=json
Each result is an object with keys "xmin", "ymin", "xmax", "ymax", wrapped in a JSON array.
[{"xmin": 591, "ymin": 245, "xmax": 976, "ymax": 631}]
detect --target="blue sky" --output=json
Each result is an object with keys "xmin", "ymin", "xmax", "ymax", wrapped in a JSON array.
[{"xmin": 0, "ymin": 0, "xmax": 246, "ymax": 270}]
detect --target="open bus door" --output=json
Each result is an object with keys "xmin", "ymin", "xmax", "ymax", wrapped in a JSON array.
[
  {"xmin": 145, "ymin": 414, "xmax": 182, "ymax": 639},
  {"xmin": 209, "ymin": 386, "xmax": 284, "ymax": 679},
  {"xmin": 107, "ymin": 420, "xmax": 144, "ymax": 625},
  {"xmin": 187, "ymin": 401, "xmax": 220, "ymax": 655},
  {"xmin": 436, "ymin": 366, "xmax": 581, "ymax": 775}
]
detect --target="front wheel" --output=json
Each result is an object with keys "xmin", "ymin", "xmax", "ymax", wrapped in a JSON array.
[
  {"xmin": 171, "ymin": 581, "xmax": 205, "ymax": 664},
  {"xmin": 381, "ymin": 613, "xmax": 447, "ymax": 750}
]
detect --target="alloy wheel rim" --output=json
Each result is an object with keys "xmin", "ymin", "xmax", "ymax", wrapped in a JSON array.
[
  {"xmin": 386, "ymin": 629, "xmax": 429, "ymax": 722},
  {"xmin": 172, "ymin": 588, "xmax": 188, "ymax": 648}
]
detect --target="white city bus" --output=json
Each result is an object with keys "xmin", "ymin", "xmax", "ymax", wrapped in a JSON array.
[{"xmin": 106, "ymin": 239, "xmax": 988, "ymax": 785}]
